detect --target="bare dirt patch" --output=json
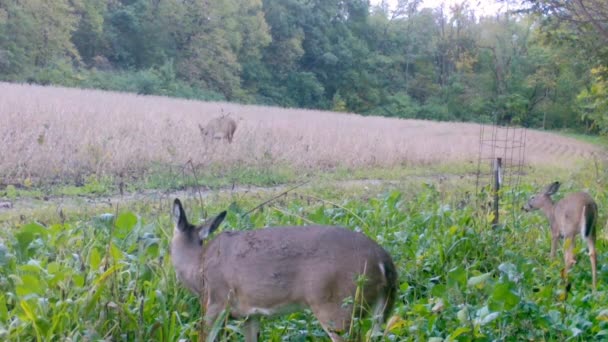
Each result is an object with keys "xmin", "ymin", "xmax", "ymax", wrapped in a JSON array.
[{"xmin": 0, "ymin": 173, "xmax": 474, "ymax": 219}]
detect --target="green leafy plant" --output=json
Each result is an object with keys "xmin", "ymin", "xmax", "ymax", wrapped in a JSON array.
[{"xmin": 1, "ymin": 180, "xmax": 607, "ymax": 340}]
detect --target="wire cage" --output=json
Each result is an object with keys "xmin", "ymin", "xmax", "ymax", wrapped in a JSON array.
[{"xmin": 475, "ymin": 119, "xmax": 527, "ymax": 226}]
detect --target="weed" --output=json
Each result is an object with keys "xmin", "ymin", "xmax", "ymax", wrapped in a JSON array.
[{"xmin": 1, "ymin": 175, "xmax": 606, "ymax": 340}]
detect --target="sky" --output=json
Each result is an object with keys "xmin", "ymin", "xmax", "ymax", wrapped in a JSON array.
[{"xmin": 371, "ymin": 0, "xmax": 511, "ymax": 17}]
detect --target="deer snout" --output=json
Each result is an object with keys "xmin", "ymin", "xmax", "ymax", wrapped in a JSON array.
[{"xmin": 522, "ymin": 203, "xmax": 531, "ymax": 212}]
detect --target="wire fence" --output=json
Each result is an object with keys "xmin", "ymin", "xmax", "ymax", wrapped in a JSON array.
[{"xmin": 476, "ymin": 117, "xmax": 528, "ymax": 226}]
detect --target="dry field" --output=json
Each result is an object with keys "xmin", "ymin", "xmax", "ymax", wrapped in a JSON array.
[{"xmin": 0, "ymin": 82, "xmax": 603, "ymax": 184}]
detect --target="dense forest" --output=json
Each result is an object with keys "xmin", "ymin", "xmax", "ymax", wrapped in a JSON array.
[{"xmin": 0, "ymin": 0, "xmax": 607, "ymax": 133}]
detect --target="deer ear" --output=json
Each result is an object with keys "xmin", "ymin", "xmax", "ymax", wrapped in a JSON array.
[
  {"xmin": 545, "ymin": 181, "xmax": 560, "ymax": 195},
  {"xmin": 198, "ymin": 211, "xmax": 227, "ymax": 240},
  {"xmin": 173, "ymin": 198, "xmax": 189, "ymax": 231}
]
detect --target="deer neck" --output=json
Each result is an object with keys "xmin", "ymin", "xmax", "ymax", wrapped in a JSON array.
[
  {"xmin": 171, "ymin": 232, "xmax": 205, "ymax": 295},
  {"xmin": 539, "ymin": 201, "xmax": 558, "ymax": 233}
]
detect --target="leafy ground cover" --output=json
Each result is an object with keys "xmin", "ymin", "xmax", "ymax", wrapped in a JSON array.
[{"xmin": 0, "ymin": 164, "xmax": 607, "ymax": 341}]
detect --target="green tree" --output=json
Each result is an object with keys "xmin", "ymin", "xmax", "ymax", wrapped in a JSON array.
[
  {"xmin": 72, "ymin": 0, "xmax": 106, "ymax": 65},
  {"xmin": 0, "ymin": 0, "xmax": 78, "ymax": 79},
  {"xmin": 177, "ymin": 0, "xmax": 269, "ymax": 100},
  {"xmin": 578, "ymin": 67, "xmax": 608, "ymax": 135}
]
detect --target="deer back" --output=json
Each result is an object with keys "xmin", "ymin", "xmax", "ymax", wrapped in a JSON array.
[
  {"xmin": 201, "ymin": 116, "xmax": 237, "ymax": 140},
  {"xmin": 201, "ymin": 225, "xmax": 396, "ymax": 318},
  {"xmin": 554, "ymin": 192, "xmax": 597, "ymax": 239}
]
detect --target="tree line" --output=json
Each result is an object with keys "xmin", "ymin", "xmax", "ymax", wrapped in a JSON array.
[{"xmin": 0, "ymin": 0, "xmax": 606, "ymax": 133}]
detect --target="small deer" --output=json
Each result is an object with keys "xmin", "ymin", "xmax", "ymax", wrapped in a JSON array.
[
  {"xmin": 198, "ymin": 116, "xmax": 237, "ymax": 143},
  {"xmin": 170, "ymin": 198, "xmax": 397, "ymax": 342},
  {"xmin": 523, "ymin": 181, "xmax": 598, "ymax": 291}
]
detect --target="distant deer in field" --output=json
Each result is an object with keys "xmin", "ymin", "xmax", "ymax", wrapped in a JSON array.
[
  {"xmin": 523, "ymin": 181, "xmax": 598, "ymax": 291},
  {"xmin": 170, "ymin": 198, "xmax": 398, "ymax": 342},
  {"xmin": 199, "ymin": 115, "xmax": 237, "ymax": 143}
]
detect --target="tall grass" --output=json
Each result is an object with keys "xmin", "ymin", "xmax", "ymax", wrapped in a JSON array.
[{"xmin": 0, "ymin": 82, "xmax": 601, "ymax": 186}]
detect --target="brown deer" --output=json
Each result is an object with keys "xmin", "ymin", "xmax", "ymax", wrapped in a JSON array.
[
  {"xmin": 523, "ymin": 181, "xmax": 598, "ymax": 291},
  {"xmin": 198, "ymin": 116, "xmax": 237, "ymax": 143},
  {"xmin": 170, "ymin": 198, "xmax": 398, "ymax": 342}
]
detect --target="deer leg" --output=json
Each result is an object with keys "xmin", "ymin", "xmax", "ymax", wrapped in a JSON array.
[
  {"xmin": 323, "ymin": 328, "xmax": 345, "ymax": 342},
  {"xmin": 198, "ymin": 323, "xmax": 206, "ymax": 342},
  {"xmin": 311, "ymin": 303, "xmax": 349, "ymax": 342},
  {"xmin": 588, "ymin": 237, "xmax": 598, "ymax": 292},
  {"xmin": 371, "ymin": 294, "xmax": 388, "ymax": 337},
  {"xmin": 568, "ymin": 238, "xmax": 577, "ymax": 267},
  {"xmin": 198, "ymin": 296, "xmax": 208, "ymax": 342},
  {"xmin": 563, "ymin": 238, "xmax": 576, "ymax": 277},
  {"xmin": 550, "ymin": 234, "xmax": 559, "ymax": 259},
  {"xmin": 201, "ymin": 298, "xmax": 225, "ymax": 342},
  {"xmin": 243, "ymin": 316, "xmax": 260, "ymax": 342}
]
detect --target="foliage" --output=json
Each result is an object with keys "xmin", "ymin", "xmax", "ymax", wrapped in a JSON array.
[
  {"xmin": 577, "ymin": 67, "xmax": 608, "ymax": 136},
  {"xmin": 0, "ymin": 0, "xmax": 604, "ymax": 132},
  {"xmin": 1, "ymin": 180, "xmax": 607, "ymax": 340}
]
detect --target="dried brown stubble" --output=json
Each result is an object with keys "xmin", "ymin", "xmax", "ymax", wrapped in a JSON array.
[{"xmin": 0, "ymin": 82, "xmax": 601, "ymax": 184}]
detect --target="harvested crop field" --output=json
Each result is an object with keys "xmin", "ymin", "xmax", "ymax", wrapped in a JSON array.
[{"xmin": 0, "ymin": 82, "xmax": 603, "ymax": 183}]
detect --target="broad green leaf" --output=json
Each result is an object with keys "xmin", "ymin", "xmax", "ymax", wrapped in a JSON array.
[
  {"xmin": 47, "ymin": 262, "xmax": 60, "ymax": 274},
  {"xmin": 480, "ymin": 312, "xmax": 500, "ymax": 325},
  {"xmin": 89, "ymin": 247, "xmax": 101, "ymax": 270},
  {"xmin": 15, "ymin": 222, "xmax": 48, "ymax": 254},
  {"xmin": 19, "ymin": 261, "xmax": 43, "ymax": 274},
  {"xmin": 412, "ymin": 303, "xmax": 430, "ymax": 316},
  {"xmin": 457, "ymin": 307, "xmax": 469, "ymax": 323},
  {"xmin": 467, "ymin": 272, "xmax": 492, "ymax": 288},
  {"xmin": 110, "ymin": 242, "xmax": 124, "ymax": 262},
  {"xmin": 0, "ymin": 295, "xmax": 7, "ymax": 321},
  {"xmin": 115, "ymin": 212, "xmax": 138, "ymax": 238},
  {"xmin": 431, "ymin": 284, "xmax": 447, "ymax": 297},
  {"xmin": 570, "ymin": 327, "xmax": 583, "ymax": 338},
  {"xmin": 596, "ymin": 330, "xmax": 608, "ymax": 337},
  {"xmin": 448, "ymin": 225, "xmax": 459, "ymax": 235},
  {"xmin": 449, "ymin": 326, "xmax": 470, "ymax": 339},
  {"xmin": 19, "ymin": 222, "xmax": 48, "ymax": 237},
  {"xmin": 98, "ymin": 213, "xmax": 114, "ymax": 222},
  {"xmin": 448, "ymin": 266, "xmax": 466, "ymax": 289},
  {"xmin": 497, "ymin": 262, "xmax": 520, "ymax": 282},
  {"xmin": 16, "ymin": 274, "xmax": 44, "ymax": 297},
  {"xmin": 597, "ymin": 309, "xmax": 608, "ymax": 321},
  {"xmin": 491, "ymin": 282, "xmax": 520, "ymax": 310},
  {"xmin": 145, "ymin": 242, "xmax": 159, "ymax": 258},
  {"xmin": 73, "ymin": 274, "xmax": 85, "ymax": 288}
]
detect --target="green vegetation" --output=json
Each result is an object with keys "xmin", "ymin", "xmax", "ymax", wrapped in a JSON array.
[
  {"xmin": 0, "ymin": 164, "xmax": 606, "ymax": 340},
  {"xmin": 1, "ymin": 1, "xmax": 608, "ymax": 134},
  {"xmin": 1, "ymin": 0, "xmax": 607, "ymax": 340},
  {"xmin": 0, "ymin": 164, "xmax": 298, "ymax": 200},
  {"xmin": 559, "ymin": 131, "xmax": 608, "ymax": 148},
  {"xmin": 0, "ymin": 160, "xmax": 526, "ymax": 203},
  {"xmin": 0, "ymin": 160, "xmax": 581, "ymax": 204}
]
